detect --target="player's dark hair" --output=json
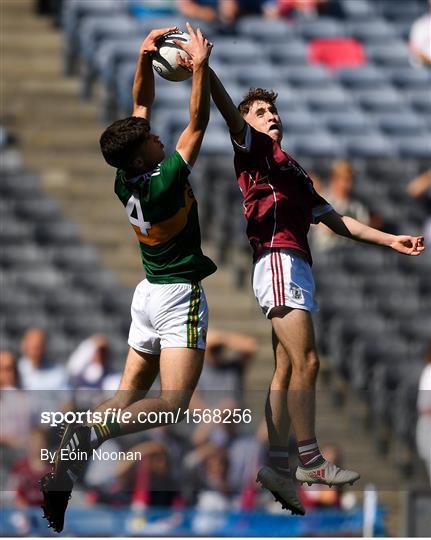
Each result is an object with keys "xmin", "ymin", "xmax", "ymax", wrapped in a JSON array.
[
  {"xmin": 99, "ymin": 116, "xmax": 150, "ymax": 169},
  {"xmin": 238, "ymin": 88, "xmax": 278, "ymax": 116}
]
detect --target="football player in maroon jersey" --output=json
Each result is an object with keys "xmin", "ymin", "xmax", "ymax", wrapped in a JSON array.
[{"xmin": 175, "ymin": 52, "xmax": 426, "ymax": 514}]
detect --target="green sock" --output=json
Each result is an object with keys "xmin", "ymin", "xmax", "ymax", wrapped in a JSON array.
[{"xmin": 90, "ymin": 420, "xmax": 121, "ymax": 448}]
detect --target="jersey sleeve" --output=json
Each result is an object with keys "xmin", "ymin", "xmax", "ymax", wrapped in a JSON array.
[
  {"xmin": 311, "ymin": 189, "xmax": 334, "ymax": 224},
  {"xmin": 158, "ymin": 150, "xmax": 191, "ymax": 190},
  {"xmin": 231, "ymin": 123, "xmax": 272, "ymax": 155}
]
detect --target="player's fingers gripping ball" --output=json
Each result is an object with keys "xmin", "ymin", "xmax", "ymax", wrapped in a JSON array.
[{"xmin": 152, "ymin": 31, "xmax": 192, "ymax": 82}]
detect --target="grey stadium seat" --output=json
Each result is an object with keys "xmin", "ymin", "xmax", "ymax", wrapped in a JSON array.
[
  {"xmin": 265, "ymin": 40, "xmax": 308, "ymax": 66},
  {"xmin": 336, "ymin": 65, "xmax": 388, "ymax": 89},
  {"xmin": 351, "ymin": 87, "xmax": 406, "ymax": 112},
  {"xmin": 347, "ymin": 18, "xmax": 396, "ymax": 43},
  {"xmin": 366, "ymin": 41, "xmax": 410, "ymax": 66},
  {"xmin": 237, "ymin": 16, "xmax": 295, "ymax": 42},
  {"xmin": 373, "ymin": 111, "xmax": 427, "ymax": 136},
  {"xmin": 296, "ymin": 17, "xmax": 346, "ymax": 40},
  {"xmin": 282, "ymin": 64, "xmax": 333, "ymax": 88}
]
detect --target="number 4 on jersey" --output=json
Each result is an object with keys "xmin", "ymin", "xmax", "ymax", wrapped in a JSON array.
[{"xmin": 126, "ymin": 194, "xmax": 151, "ymax": 236}]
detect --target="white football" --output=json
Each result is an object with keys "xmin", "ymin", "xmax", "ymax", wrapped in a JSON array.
[{"xmin": 152, "ymin": 31, "xmax": 192, "ymax": 82}]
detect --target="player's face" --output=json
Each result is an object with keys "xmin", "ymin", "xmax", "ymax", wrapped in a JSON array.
[
  {"xmin": 136, "ymin": 133, "xmax": 165, "ymax": 170},
  {"xmin": 245, "ymin": 100, "xmax": 283, "ymax": 142}
]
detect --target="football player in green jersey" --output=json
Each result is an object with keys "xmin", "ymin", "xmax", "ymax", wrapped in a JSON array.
[{"xmin": 40, "ymin": 23, "xmax": 216, "ymax": 532}]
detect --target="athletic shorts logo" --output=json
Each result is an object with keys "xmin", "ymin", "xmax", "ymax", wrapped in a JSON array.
[{"xmin": 289, "ymin": 284, "xmax": 303, "ymax": 301}]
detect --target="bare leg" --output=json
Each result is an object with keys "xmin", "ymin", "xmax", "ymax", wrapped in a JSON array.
[
  {"xmin": 94, "ymin": 347, "xmax": 160, "ymax": 413},
  {"xmin": 270, "ymin": 307, "xmax": 319, "ymax": 442},
  {"xmin": 106, "ymin": 347, "xmax": 204, "ymax": 436},
  {"xmin": 265, "ymin": 329, "xmax": 292, "ymax": 446}
]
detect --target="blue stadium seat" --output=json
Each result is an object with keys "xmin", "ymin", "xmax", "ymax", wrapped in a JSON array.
[
  {"xmin": 318, "ymin": 109, "xmax": 373, "ymax": 135},
  {"xmin": 279, "ymin": 109, "xmax": 317, "ymax": 135},
  {"xmin": 62, "ymin": 0, "xmax": 127, "ymax": 74},
  {"xmin": 393, "ymin": 137, "xmax": 431, "ymax": 159},
  {"xmin": 336, "ymin": 65, "xmax": 388, "ymax": 88},
  {"xmin": 405, "ymin": 89, "xmax": 431, "ymax": 114},
  {"xmin": 87, "ymin": 37, "xmax": 142, "ymax": 99},
  {"xmin": 237, "ymin": 16, "xmax": 295, "ymax": 42},
  {"xmin": 366, "ymin": 41, "xmax": 410, "ymax": 66},
  {"xmin": 351, "ymin": 87, "xmax": 406, "ymax": 112},
  {"xmin": 388, "ymin": 66, "xmax": 431, "ymax": 90},
  {"xmin": 296, "ymin": 17, "xmax": 346, "ymax": 40},
  {"xmin": 301, "ymin": 86, "xmax": 354, "ymax": 112},
  {"xmin": 289, "ymin": 131, "xmax": 342, "ymax": 158},
  {"xmin": 376, "ymin": 0, "xmax": 424, "ymax": 22},
  {"xmin": 343, "ymin": 133, "xmax": 393, "ymax": 157},
  {"xmin": 237, "ymin": 64, "xmax": 285, "ymax": 88},
  {"xmin": 282, "ymin": 64, "xmax": 333, "ymax": 88},
  {"xmin": 373, "ymin": 111, "xmax": 427, "ymax": 136},
  {"xmin": 265, "ymin": 40, "xmax": 308, "ymax": 66},
  {"xmin": 201, "ymin": 127, "xmax": 233, "ymax": 154},
  {"xmin": 347, "ymin": 18, "xmax": 396, "ymax": 43},
  {"xmin": 78, "ymin": 16, "xmax": 139, "ymax": 63},
  {"xmin": 339, "ymin": 0, "xmax": 376, "ymax": 20},
  {"xmin": 211, "ymin": 38, "xmax": 265, "ymax": 65}
]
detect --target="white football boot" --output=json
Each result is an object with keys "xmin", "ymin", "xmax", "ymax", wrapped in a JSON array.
[
  {"xmin": 256, "ymin": 466, "xmax": 305, "ymax": 515},
  {"xmin": 296, "ymin": 459, "xmax": 360, "ymax": 487}
]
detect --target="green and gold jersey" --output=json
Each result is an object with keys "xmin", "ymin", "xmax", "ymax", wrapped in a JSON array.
[{"xmin": 115, "ymin": 151, "xmax": 217, "ymax": 284}]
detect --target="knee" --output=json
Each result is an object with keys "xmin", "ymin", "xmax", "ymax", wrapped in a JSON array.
[
  {"xmin": 272, "ymin": 364, "xmax": 292, "ymax": 387},
  {"xmin": 160, "ymin": 391, "xmax": 192, "ymax": 420},
  {"xmin": 293, "ymin": 352, "xmax": 320, "ymax": 380}
]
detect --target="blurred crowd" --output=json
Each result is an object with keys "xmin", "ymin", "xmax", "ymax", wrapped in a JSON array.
[{"xmin": 0, "ymin": 324, "xmax": 361, "ymax": 511}]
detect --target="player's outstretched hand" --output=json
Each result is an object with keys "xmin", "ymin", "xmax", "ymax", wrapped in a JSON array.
[
  {"xmin": 390, "ymin": 235, "xmax": 425, "ymax": 256},
  {"xmin": 174, "ymin": 22, "xmax": 213, "ymax": 71},
  {"xmin": 139, "ymin": 27, "xmax": 179, "ymax": 56}
]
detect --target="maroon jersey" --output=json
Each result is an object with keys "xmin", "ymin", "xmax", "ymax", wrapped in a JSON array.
[{"xmin": 232, "ymin": 124, "xmax": 333, "ymax": 264}]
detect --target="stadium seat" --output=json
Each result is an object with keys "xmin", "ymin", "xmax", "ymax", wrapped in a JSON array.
[
  {"xmin": 351, "ymin": 87, "xmax": 406, "ymax": 112},
  {"xmin": 388, "ymin": 66, "xmax": 431, "ymax": 90},
  {"xmin": 394, "ymin": 137, "xmax": 431, "ymax": 159},
  {"xmin": 320, "ymin": 109, "xmax": 373, "ymax": 135},
  {"xmin": 374, "ymin": 111, "xmax": 426, "ymax": 136},
  {"xmin": 347, "ymin": 18, "xmax": 396, "ymax": 43},
  {"xmin": 289, "ymin": 131, "xmax": 342, "ymax": 158},
  {"xmin": 265, "ymin": 40, "xmax": 308, "ymax": 66},
  {"xmin": 211, "ymin": 38, "xmax": 265, "ymax": 65},
  {"xmin": 296, "ymin": 17, "xmax": 346, "ymax": 40},
  {"xmin": 302, "ymin": 86, "xmax": 354, "ymax": 112},
  {"xmin": 34, "ymin": 220, "xmax": 80, "ymax": 246},
  {"xmin": 375, "ymin": 0, "xmax": 424, "ymax": 22},
  {"xmin": 339, "ymin": 0, "xmax": 376, "ymax": 20},
  {"xmin": 282, "ymin": 64, "xmax": 333, "ymax": 88},
  {"xmin": 237, "ymin": 16, "xmax": 295, "ymax": 42},
  {"xmin": 62, "ymin": 0, "xmax": 127, "ymax": 74},
  {"xmin": 366, "ymin": 42, "xmax": 411, "ymax": 66},
  {"xmin": 336, "ymin": 65, "xmax": 388, "ymax": 88},
  {"xmin": 405, "ymin": 89, "xmax": 431, "ymax": 114},
  {"xmin": 280, "ymin": 109, "xmax": 317, "ymax": 135},
  {"xmin": 237, "ymin": 64, "xmax": 285, "ymax": 88}
]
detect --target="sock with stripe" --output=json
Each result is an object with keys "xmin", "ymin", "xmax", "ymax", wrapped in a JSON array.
[
  {"xmin": 297, "ymin": 437, "xmax": 324, "ymax": 467},
  {"xmin": 90, "ymin": 420, "xmax": 121, "ymax": 448},
  {"xmin": 269, "ymin": 445, "xmax": 291, "ymax": 477}
]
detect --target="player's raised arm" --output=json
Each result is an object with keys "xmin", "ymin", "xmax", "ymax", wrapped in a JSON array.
[
  {"xmin": 174, "ymin": 22, "xmax": 213, "ymax": 167},
  {"xmin": 132, "ymin": 27, "xmax": 178, "ymax": 120},
  {"xmin": 209, "ymin": 68, "xmax": 246, "ymax": 144},
  {"xmin": 320, "ymin": 210, "xmax": 425, "ymax": 256}
]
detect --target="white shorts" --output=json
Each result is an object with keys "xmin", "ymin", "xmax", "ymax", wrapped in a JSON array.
[
  {"xmin": 252, "ymin": 249, "xmax": 318, "ymax": 318},
  {"xmin": 128, "ymin": 280, "xmax": 208, "ymax": 355}
]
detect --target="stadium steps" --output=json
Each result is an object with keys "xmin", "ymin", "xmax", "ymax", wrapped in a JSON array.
[{"xmin": 1, "ymin": 1, "xmax": 418, "ymax": 534}]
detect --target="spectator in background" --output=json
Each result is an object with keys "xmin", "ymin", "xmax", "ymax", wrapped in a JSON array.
[
  {"xmin": 0, "ymin": 351, "xmax": 33, "ymax": 478},
  {"xmin": 409, "ymin": 0, "xmax": 431, "ymax": 68},
  {"xmin": 128, "ymin": 0, "xmax": 177, "ymax": 18},
  {"xmin": 416, "ymin": 343, "xmax": 431, "ymax": 484},
  {"xmin": 311, "ymin": 161, "xmax": 370, "ymax": 252},
  {"xmin": 195, "ymin": 329, "xmax": 257, "ymax": 407},
  {"xmin": 176, "ymin": 0, "xmax": 264, "ymax": 28},
  {"xmin": 407, "ymin": 169, "xmax": 431, "ymax": 247},
  {"xmin": 8, "ymin": 427, "xmax": 51, "ymax": 507},
  {"xmin": 0, "ymin": 350, "xmax": 20, "ymax": 390},
  {"xmin": 263, "ymin": 0, "xmax": 344, "ymax": 20},
  {"xmin": 18, "ymin": 328, "xmax": 69, "ymax": 390},
  {"xmin": 67, "ymin": 334, "xmax": 121, "ymax": 391}
]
